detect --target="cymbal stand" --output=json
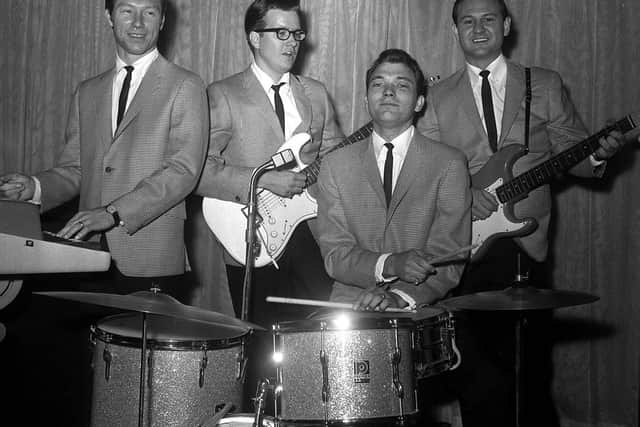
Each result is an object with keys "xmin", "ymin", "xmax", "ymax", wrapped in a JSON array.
[
  {"xmin": 252, "ymin": 378, "xmax": 271, "ymax": 427},
  {"xmin": 514, "ymin": 253, "xmax": 528, "ymax": 427},
  {"xmin": 138, "ymin": 310, "xmax": 148, "ymax": 427}
]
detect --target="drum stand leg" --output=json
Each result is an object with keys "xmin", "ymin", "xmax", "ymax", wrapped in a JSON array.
[{"xmin": 138, "ymin": 312, "xmax": 148, "ymax": 427}]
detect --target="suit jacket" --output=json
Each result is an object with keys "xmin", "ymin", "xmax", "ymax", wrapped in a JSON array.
[
  {"xmin": 316, "ymin": 131, "xmax": 471, "ymax": 306},
  {"xmin": 196, "ymin": 66, "xmax": 344, "ymax": 204},
  {"xmin": 37, "ymin": 55, "xmax": 209, "ymax": 277},
  {"xmin": 419, "ymin": 60, "xmax": 597, "ymax": 261}
]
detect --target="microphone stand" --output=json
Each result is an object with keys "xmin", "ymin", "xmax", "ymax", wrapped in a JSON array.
[
  {"xmin": 241, "ymin": 149, "xmax": 295, "ymax": 322},
  {"xmin": 241, "ymin": 163, "xmax": 273, "ymax": 322}
]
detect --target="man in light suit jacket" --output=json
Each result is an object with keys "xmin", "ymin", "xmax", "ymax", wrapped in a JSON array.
[
  {"xmin": 317, "ymin": 48, "xmax": 471, "ymax": 312},
  {"xmin": 417, "ymin": 1, "xmax": 626, "ymax": 425},
  {"xmin": 0, "ymin": 0, "xmax": 208, "ymax": 293},
  {"xmin": 194, "ymin": 0, "xmax": 343, "ymax": 408}
]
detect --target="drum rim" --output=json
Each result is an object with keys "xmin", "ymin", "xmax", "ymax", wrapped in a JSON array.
[
  {"xmin": 90, "ymin": 313, "xmax": 248, "ymax": 350},
  {"xmin": 273, "ymin": 316, "xmax": 415, "ymax": 333}
]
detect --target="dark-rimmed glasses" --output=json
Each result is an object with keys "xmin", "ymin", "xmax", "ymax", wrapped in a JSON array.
[{"xmin": 254, "ymin": 27, "xmax": 307, "ymax": 41}]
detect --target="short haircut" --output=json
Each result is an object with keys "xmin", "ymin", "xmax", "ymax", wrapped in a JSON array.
[
  {"xmin": 366, "ymin": 49, "xmax": 425, "ymax": 97},
  {"xmin": 244, "ymin": 0, "xmax": 301, "ymax": 38},
  {"xmin": 105, "ymin": 0, "xmax": 168, "ymax": 15},
  {"xmin": 451, "ymin": 0, "xmax": 510, "ymax": 23}
]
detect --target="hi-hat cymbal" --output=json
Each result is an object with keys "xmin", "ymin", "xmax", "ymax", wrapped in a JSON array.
[
  {"xmin": 35, "ymin": 290, "xmax": 265, "ymax": 332},
  {"xmin": 440, "ymin": 286, "xmax": 599, "ymax": 311}
]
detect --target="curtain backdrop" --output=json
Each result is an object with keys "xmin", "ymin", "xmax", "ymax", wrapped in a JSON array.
[{"xmin": 1, "ymin": 1, "xmax": 639, "ymax": 425}]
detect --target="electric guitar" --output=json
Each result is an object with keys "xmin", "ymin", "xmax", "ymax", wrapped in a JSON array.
[
  {"xmin": 470, "ymin": 112, "xmax": 640, "ymax": 262},
  {"xmin": 202, "ymin": 122, "xmax": 374, "ymax": 267}
]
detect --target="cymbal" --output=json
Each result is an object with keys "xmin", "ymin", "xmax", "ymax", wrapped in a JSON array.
[
  {"xmin": 440, "ymin": 286, "xmax": 599, "ymax": 311},
  {"xmin": 35, "ymin": 290, "xmax": 265, "ymax": 332}
]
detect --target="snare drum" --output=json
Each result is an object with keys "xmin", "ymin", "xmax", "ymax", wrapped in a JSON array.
[
  {"xmin": 89, "ymin": 313, "xmax": 247, "ymax": 427},
  {"xmin": 413, "ymin": 306, "xmax": 458, "ymax": 380},
  {"xmin": 272, "ymin": 311, "xmax": 418, "ymax": 424}
]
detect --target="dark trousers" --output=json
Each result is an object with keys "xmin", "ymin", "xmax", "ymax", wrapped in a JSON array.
[
  {"xmin": 420, "ymin": 238, "xmax": 558, "ymax": 427},
  {"xmin": 226, "ymin": 221, "xmax": 333, "ymax": 413}
]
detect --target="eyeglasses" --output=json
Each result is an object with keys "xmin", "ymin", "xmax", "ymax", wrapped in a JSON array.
[{"xmin": 254, "ymin": 27, "xmax": 307, "ymax": 41}]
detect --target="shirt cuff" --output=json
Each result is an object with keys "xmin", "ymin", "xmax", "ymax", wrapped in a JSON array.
[
  {"xmin": 31, "ymin": 176, "xmax": 42, "ymax": 205},
  {"xmin": 389, "ymin": 289, "xmax": 416, "ymax": 310},
  {"xmin": 375, "ymin": 253, "xmax": 397, "ymax": 284}
]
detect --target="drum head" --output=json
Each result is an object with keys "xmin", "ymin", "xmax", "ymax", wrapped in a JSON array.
[{"xmin": 93, "ymin": 313, "xmax": 246, "ymax": 349}]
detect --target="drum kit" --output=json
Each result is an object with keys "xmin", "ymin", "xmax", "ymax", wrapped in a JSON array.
[{"xmin": 36, "ymin": 280, "xmax": 598, "ymax": 427}]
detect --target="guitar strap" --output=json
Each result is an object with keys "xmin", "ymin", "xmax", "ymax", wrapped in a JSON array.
[{"xmin": 524, "ymin": 67, "xmax": 531, "ymax": 153}]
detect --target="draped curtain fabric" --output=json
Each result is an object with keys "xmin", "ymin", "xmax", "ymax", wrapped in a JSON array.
[{"xmin": 1, "ymin": 1, "xmax": 639, "ymax": 425}]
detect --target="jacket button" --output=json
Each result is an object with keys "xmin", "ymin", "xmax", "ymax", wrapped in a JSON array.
[{"xmin": 105, "ymin": 166, "xmax": 113, "ymax": 173}]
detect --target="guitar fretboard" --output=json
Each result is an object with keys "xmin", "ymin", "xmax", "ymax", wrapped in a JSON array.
[
  {"xmin": 496, "ymin": 114, "xmax": 637, "ymax": 203},
  {"xmin": 302, "ymin": 121, "xmax": 374, "ymax": 186}
]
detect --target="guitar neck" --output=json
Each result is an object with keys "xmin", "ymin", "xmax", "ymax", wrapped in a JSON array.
[
  {"xmin": 496, "ymin": 114, "xmax": 637, "ymax": 203},
  {"xmin": 302, "ymin": 121, "xmax": 374, "ymax": 186}
]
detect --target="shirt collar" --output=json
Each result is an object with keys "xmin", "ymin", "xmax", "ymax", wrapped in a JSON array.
[
  {"xmin": 116, "ymin": 48, "xmax": 159, "ymax": 73},
  {"xmin": 251, "ymin": 61, "xmax": 291, "ymax": 94},
  {"xmin": 372, "ymin": 126, "xmax": 415, "ymax": 159},
  {"xmin": 466, "ymin": 54, "xmax": 507, "ymax": 86}
]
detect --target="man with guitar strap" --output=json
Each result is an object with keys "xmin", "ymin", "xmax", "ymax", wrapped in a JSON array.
[
  {"xmin": 418, "ymin": 0, "xmax": 628, "ymax": 426},
  {"xmin": 193, "ymin": 0, "xmax": 343, "ymax": 411}
]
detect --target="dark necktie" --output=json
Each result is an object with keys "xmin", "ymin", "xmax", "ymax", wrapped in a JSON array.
[
  {"xmin": 480, "ymin": 69, "xmax": 498, "ymax": 152},
  {"xmin": 272, "ymin": 82, "xmax": 285, "ymax": 133},
  {"xmin": 117, "ymin": 65, "xmax": 134, "ymax": 127},
  {"xmin": 383, "ymin": 142, "xmax": 394, "ymax": 206}
]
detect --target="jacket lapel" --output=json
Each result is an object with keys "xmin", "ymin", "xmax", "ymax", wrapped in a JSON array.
[
  {"xmin": 290, "ymin": 75, "xmax": 312, "ymax": 134},
  {"xmin": 387, "ymin": 135, "xmax": 422, "ymax": 218},
  {"xmin": 456, "ymin": 71, "xmax": 487, "ymax": 142},
  {"xmin": 113, "ymin": 55, "xmax": 166, "ymax": 141},
  {"xmin": 500, "ymin": 61, "xmax": 525, "ymax": 146},
  {"xmin": 96, "ymin": 68, "xmax": 115, "ymax": 151},
  {"xmin": 361, "ymin": 138, "xmax": 386, "ymax": 208},
  {"xmin": 242, "ymin": 68, "xmax": 285, "ymax": 140}
]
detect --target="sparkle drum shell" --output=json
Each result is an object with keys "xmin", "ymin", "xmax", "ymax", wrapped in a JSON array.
[
  {"xmin": 272, "ymin": 312, "xmax": 418, "ymax": 424},
  {"xmin": 89, "ymin": 313, "xmax": 246, "ymax": 427}
]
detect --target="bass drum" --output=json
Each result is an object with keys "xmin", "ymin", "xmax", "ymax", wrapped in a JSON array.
[{"xmin": 90, "ymin": 313, "xmax": 247, "ymax": 427}]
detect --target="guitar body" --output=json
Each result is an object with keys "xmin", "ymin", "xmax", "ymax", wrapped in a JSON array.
[
  {"xmin": 470, "ymin": 144, "xmax": 537, "ymax": 262},
  {"xmin": 202, "ymin": 133, "xmax": 318, "ymax": 267}
]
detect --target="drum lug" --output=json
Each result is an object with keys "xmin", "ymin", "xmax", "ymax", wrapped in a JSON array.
[
  {"xmin": 103, "ymin": 347, "xmax": 112, "ymax": 382},
  {"xmin": 391, "ymin": 320, "xmax": 405, "ymax": 418},
  {"xmin": 147, "ymin": 349, "xmax": 154, "ymax": 388},
  {"xmin": 199, "ymin": 350, "xmax": 208, "ymax": 388},
  {"xmin": 320, "ymin": 321, "xmax": 330, "ymax": 425}
]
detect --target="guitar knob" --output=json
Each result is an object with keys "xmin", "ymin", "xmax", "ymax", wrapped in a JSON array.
[
  {"xmin": 268, "ymin": 217, "xmax": 276, "ymax": 225},
  {"xmin": 270, "ymin": 231, "xmax": 278, "ymax": 238}
]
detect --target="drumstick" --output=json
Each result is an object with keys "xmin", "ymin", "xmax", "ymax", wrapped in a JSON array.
[
  {"xmin": 266, "ymin": 296, "xmax": 416, "ymax": 313},
  {"xmin": 428, "ymin": 243, "xmax": 477, "ymax": 265}
]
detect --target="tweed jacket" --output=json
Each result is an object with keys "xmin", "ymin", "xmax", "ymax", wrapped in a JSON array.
[
  {"xmin": 316, "ymin": 130, "xmax": 471, "ymax": 306},
  {"xmin": 37, "ymin": 55, "xmax": 209, "ymax": 276}
]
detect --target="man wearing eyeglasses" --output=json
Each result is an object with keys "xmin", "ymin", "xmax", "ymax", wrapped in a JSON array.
[{"xmin": 194, "ymin": 0, "xmax": 343, "ymax": 408}]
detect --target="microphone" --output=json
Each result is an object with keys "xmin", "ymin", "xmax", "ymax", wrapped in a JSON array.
[{"xmin": 265, "ymin": 149, "xmax": 296, "ymax": 169}]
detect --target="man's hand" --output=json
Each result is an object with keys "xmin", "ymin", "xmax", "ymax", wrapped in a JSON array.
[
  {"xmin": 593, "ymin": 128, "xmax": 626, "ymax": 161},
  {"xmin": 471, "ymin": 187, "xmax": 498, "ymax": 221},
  {"xmin": 385, "ymin": 249, "xmax": 436, "ymax": 285},
  {"xmin": 353, "ymin": 288, "xmax": 407, "ymax": 312},
  {"xmin": 57, "ymin": 207, "xmax": 116, "ymax": 240},
  {"xmin": 0, "ymin": 173, "xmax": 36, "ymax": 201},
  {"xmin": 259, "ymin": 170, "xmax": 306, "ymax": 198}
]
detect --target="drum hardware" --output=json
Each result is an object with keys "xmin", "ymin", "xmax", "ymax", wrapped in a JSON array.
[
  {"xmin": 440, "ymin": 257, "xmax": 599, "ymax": 427},
  {"xmin": 390, "ymin": 319, "xmax": 406, "ymax": 420},
  {"xmin": 320, "ymin": 320, "xmax": 330, "ymax": 423},
  {"xmin": 252, "ymin": 378, "xmax": 272, "ymax": 427},
  {"xmin": 103, "ymin": 347, "xmax": 112, "ymax": 381},
  {"xmin": 199, "ymin": 349, "xmax": 208, "ymax": 387}
]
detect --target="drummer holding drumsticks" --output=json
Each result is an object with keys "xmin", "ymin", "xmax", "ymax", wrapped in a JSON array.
[{"xmin": 316, "ymin": 49, "xmax": 472, "ymax": 313}]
